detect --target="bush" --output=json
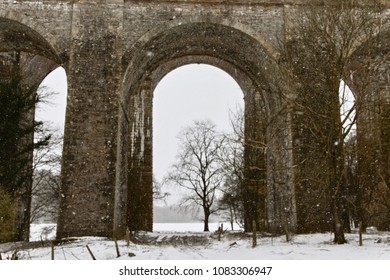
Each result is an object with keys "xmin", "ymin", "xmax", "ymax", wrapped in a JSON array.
[{"xmin": 0, "ymin": 187, "xmax": 16, "ymax": 242}]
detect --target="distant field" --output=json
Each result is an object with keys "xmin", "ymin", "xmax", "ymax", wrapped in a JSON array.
[
  {"xmin": 153, "ymin": 223, "xmax": 231, "ymax": 232},
  {"xmin": 30, "ymin": 222, "xmax": 237, "ymax": 241}
]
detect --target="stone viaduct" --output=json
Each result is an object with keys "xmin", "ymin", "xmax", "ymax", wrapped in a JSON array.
[{"xmin": 0, "ymin": 0, "xmax": 389, "ymax": 240}]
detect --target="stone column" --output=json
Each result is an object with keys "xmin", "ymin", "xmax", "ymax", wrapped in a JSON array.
[
  {"xmin": 290, "ymin": 83, "xmax": 342, "ymax": 233},
  {"xmin": 56, "ymin": 2, "xmax": 123, "ymax": 239},
  {"xmin": 243, "ymin": 89, "xmax": 267, "ymax": 232},
  {"xmin": 127, "ymin": 80, "xmax": 153, "ymax": 232},
  {"xmin": 347, "ymin": 55, "xmax": 390, "ymax": 230},
  {"xmin": 266, "ymin": 98, "xmax": 297, "ymax": 234}
]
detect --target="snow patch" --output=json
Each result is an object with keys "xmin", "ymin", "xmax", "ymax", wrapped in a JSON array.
[{"xmin": 1, "ymin": 224, "xmax": 387, "ymax": 260}]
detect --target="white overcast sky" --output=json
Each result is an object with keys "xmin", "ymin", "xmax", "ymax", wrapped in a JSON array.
[{"xmin": 37, "ymin": 64, "xmax": 244, "ymax": 184}]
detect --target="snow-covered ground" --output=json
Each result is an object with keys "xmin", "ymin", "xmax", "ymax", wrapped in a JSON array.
[{"xmin": 2, "ymin": 223, "xmax": 390, "ymax": 260}]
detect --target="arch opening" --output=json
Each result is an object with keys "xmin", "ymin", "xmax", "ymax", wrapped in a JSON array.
[
  {"xmin": 122, "ymin": 53, "xmax": 274, "ymax": 234},
  {"xmin": 115, "ymin": 20, "xmax": 291, "ymax": 238},
  {"xmin": 29, "ymin": 67, "xmax": 67, "ymax": 240},
  {"xmin": 152, "ymin": 64, "xmax": 244, "ymax": 231}
]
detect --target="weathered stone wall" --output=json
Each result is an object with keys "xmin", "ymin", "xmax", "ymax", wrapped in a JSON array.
[
  {"xmin": 126, "ymin": 80, "xmax": 153, "ymax": 232},
  {"xmin": 0, "ymin": 1, "xmax": 72, "ymax": 63},
  {"xmin": 243, "ymin": 87, "xmax": 268, "ymax": 232},
  {"xmin": 266, "ymin": 101, "xmax": 297, "ymax": 234},
  {"xmin": 56, "ymin": 2, "xmax": 123, "ymax": 238}
]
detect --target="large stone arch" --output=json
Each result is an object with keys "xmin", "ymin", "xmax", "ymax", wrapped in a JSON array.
[
  {"xmin": 0, "ymin": 14, "xmax": 61, "ymax": 62},
  {"xmin": 0, "ymin": 16, "xmax": 64, "ymax": 90},
  {"xmin": 113, "ymin": 19, "xmax": 296, "ymax": 237},
  {"xmin": 123, "ymin": 14, "xmax": 280, "ymax": 64}
]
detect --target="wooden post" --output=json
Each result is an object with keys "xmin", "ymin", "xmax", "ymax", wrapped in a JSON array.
[
  {"xmin": 86, "ymin": 245, "xmax": 96, "ymax": 260},
  {"xmin": 126, "ymin": 227, "xmax": 130, "ymax": 246},
  {"xmin": 284, "ymin": 216, "xmax": 291, "ymax": 242},
  {"xmin": 359, "ymin": 221, "xmax": 363, "ymax": 246},
  {"xmin": 51, "ymin": 241, "xmax": 54, "ymax": 260},
  {"xmin": 115, "ymin": 239, "xmax": 121, "ymax": 258},
  {"xmin": 252, "ymin": 220, "xmax": 257, "ymax": 248}
]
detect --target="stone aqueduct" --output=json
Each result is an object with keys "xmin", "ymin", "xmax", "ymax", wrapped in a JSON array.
[{"xmin": 0, "ymin": 0, "xmax": 389, "ymax": 240}]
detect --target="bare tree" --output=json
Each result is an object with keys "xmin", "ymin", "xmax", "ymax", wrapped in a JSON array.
[
  {"xmin": 30, "ymin": 170, "xmax": 60, "ymax": 224},
  {"xmin": 218, "ymin": 107, "xmax": 245, "ymax": 230},
  {"xmin": 345, "ymin": 134, "xmax": 390, "ymax": 232},
  {"xmin": 165, "ymin": 120, "xmax": 225, "ymax": 232},
  {"xmin": 344, "ymin": 134, "xmax": 359, "ymax": 227},
  {"xmin": 152, "ymin": 175, "xmax": 170, "ymax": 202},
  {"xmin": 30, "ymin": 128, "xmax": 63, "ymax": 224},
  {"xmin": 277, "ymin": 0, "xmax": 385, "ymax": 243}
]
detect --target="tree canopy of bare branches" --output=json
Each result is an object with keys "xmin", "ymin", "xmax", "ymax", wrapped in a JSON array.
[
  {"xmin": 165, "ymin": 120, "xmax": 225, "ymax": 231},
  {"xmin": 218, "ymin": 107, "xmax": 245, "ymax": 230},
  {"xmin": 276, "ymin": 0, "xmax": 386, "ymax": 243}
]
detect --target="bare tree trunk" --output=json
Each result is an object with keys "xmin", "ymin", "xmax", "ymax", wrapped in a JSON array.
[
  {"xmin": 330, "ymin": 127, "xmax": 347, "ymax": 244},
  {"xmin": 332, "ymin": 198, "xmax": 346, "ymax": 244},
  {"xmin": 203, "ymin": 208, "xmax": 210, "ymax": 232}
]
